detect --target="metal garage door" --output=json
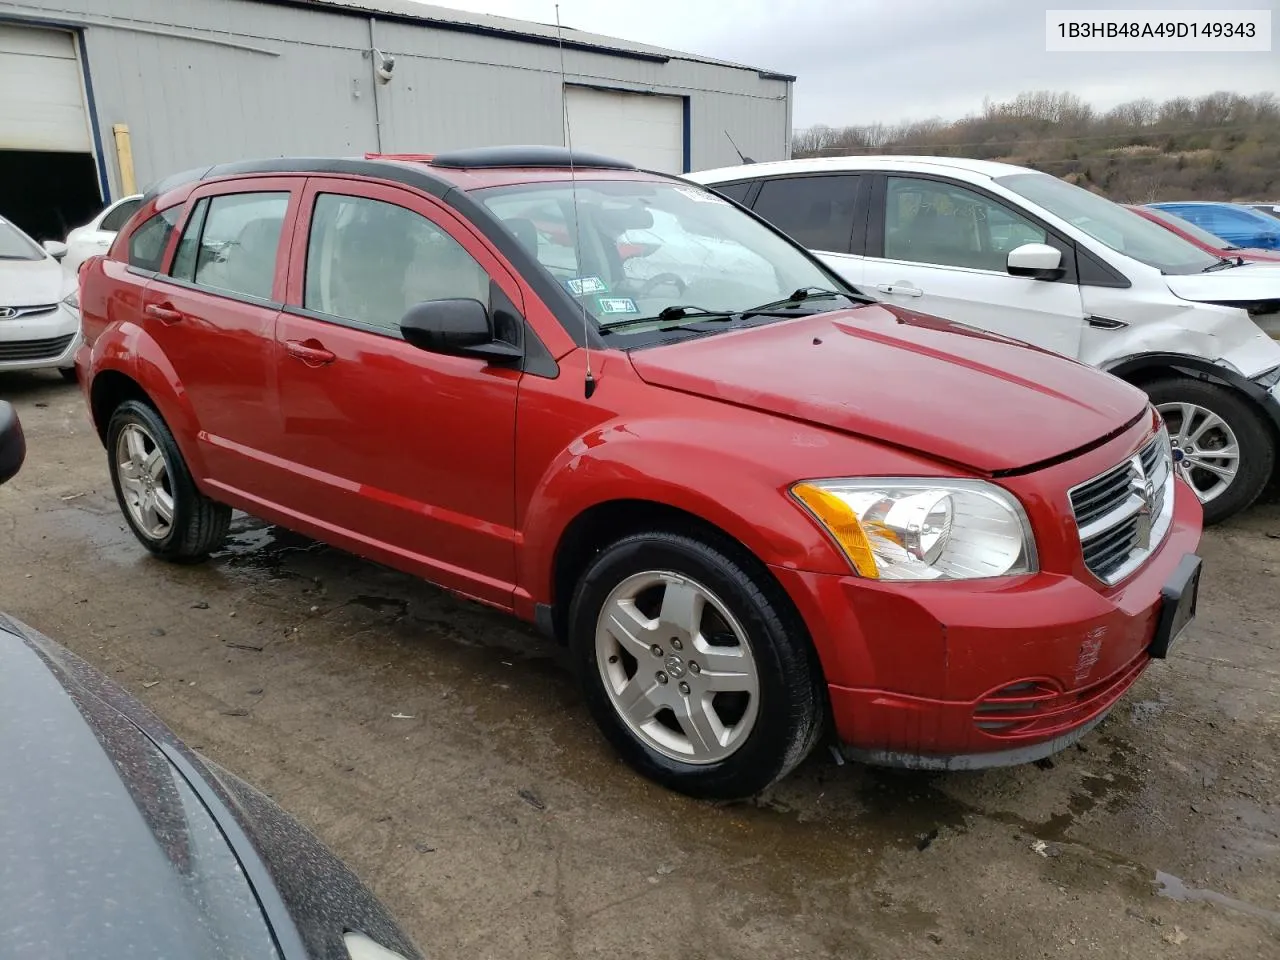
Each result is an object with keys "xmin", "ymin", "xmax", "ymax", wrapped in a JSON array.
[
  {"xmin": 0, "ymin": 24, "xmax": 92, "ymax": 152},
  {"xmin": 563, "ymin": 86, "xmax": 684, "ymax": 173}
]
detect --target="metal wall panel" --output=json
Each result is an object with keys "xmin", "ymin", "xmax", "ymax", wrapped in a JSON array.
[{"xmin": 0, "ymin": 0, "xmax": 789, "ymax": 195}]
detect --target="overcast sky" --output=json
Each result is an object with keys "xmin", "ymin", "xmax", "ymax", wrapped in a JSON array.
[{"xmin": 415, "ymin": 0, "xmax": 1280, "ymax": 127}]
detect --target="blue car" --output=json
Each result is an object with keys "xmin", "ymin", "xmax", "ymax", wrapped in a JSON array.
[{"xmin": 1147, "ymin": 202, "xmax": 1280, "ymax": 251}]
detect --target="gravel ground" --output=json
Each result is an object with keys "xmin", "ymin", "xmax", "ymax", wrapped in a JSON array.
[{"xmin": 2, "ymin": 370, "xmax": 1277, "ymax": 959}]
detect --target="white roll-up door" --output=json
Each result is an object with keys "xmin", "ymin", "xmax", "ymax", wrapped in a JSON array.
[
  {"xmin": 563, "ymin": 86, "xmax": 684, "ymax": 173},
  {"xmin": 0, "ymin": 24, "xmax": 92, "ymax": 152}
]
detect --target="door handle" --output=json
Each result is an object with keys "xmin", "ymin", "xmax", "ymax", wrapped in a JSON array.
[
  {"xmin": 875, "ymin": 282, "xmax": 923, "ymax": 298},
  {"xmin": 144, "ymin": 303, "xmax": 184, "ymax": 324},
  {"xmin": 285, "ymin": 339, "xmax": 336, "ymax": 366}
]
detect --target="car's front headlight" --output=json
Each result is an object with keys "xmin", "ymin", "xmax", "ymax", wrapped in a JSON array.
[
  {"xmin": 62, "ymin": 289, "xmax": 79, "ymax": 311},
  {"xmin": 791, "ymin": 478, "xmax": 1037, "ymax": 581},
  {"xmin": 344, "ymin": 931, "xmax": 411, "ymax": 960}
]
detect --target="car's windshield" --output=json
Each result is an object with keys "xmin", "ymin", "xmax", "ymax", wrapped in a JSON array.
[
  {"xmin": 1138, "ymin": 206, "xmax": 1236, "ymax": 250},
  {"xmin": 474, "ymin": 178, "xmax": 850, "ymax": 337},
  {"xmin": 0, "ymin": 218, "xmax": 44, "ymax": 260},
  {"xmin": 996, "ymin": 173, "xmax": 1219, "ymax": 274}
]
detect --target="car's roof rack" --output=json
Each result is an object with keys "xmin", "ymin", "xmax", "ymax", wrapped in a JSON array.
[
  {"xmin": 427, "ymin": 145, "xmax": 635, "ymax": 170},
  {"xmin": 364, "ymin": 152, "xmax": 436, "ymax": 162}
]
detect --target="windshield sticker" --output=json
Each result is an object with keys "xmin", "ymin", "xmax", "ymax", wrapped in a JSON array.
[
  {"xmin": 565, "ymin": 276, "xmax": 608, "ymax": 296},
  {"xmin": 674, "ymin": 186, "xmax": 728, "ymax": 205},
  {"xmin": 597, "ymin": 297, "xmax": 639, "ymax": 315}
]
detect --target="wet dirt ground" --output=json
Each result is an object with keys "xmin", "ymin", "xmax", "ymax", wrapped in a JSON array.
[{"xmin": 2, "ymin": 371, "xmax": 1277, "ymax": 959}]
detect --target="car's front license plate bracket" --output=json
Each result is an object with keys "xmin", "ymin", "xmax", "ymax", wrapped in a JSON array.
[{"xmin": 1148, "ymin": 554, "xmax": 1201, "ymax": 659}]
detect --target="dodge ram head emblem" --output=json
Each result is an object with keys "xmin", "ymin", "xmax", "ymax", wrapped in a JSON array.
[{"xmin": 1131, "ymin": 470, "xmax": 1155, "ymax": 551}]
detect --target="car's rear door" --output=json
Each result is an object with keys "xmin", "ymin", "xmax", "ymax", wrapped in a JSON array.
[
  {"xmin": 139, "ymin": 177, "xmax": 302, "ymax": 493},
  {"xmin": 272, "ymin": 177, "xmax": 522, "ymax": 606},
  {"xmin": 746, "ymin": 174, "xmax": 867, "ymax": 285},
  {"xmin": 862, "ymin": 173, "xmax": 1086, "ymax": 357}
]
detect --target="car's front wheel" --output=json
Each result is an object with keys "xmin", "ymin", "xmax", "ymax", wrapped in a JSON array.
[
  {"xmin": 569, "ymin": 531, "xmax": 825, "ymax": 799},
  {"xmin": 1144, "ymin": 377, "xmax": 1275, "ymax": 525},
  {"xmin": 106, "ymin": 400, "xmax": 231, "ymax": 561}
]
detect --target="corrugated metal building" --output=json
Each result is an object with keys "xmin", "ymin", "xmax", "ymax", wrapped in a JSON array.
[{"xmin": 0, "ymin": 0, "xmax": 792, "ymax": 239}]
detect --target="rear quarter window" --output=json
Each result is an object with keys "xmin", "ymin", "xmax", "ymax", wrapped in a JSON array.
[
  {"xmin": 127, "ymin": 207, "xmax": 182, "ymax": 272},
  {"xmin": 101, "ymin": 198, "xmax": 142, "ymax": 233}
]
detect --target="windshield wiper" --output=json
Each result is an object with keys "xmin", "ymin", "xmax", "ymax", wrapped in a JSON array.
[
  {"xmin": 1202, "ymin": 257, "xmax": 1242, "ymax": 272},
  {"xmin": 599, "ymin": 305, "xmax": 734, "ymax": 333}
]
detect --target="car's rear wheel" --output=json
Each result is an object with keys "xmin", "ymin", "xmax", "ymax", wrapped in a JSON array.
[
  {"xmin": 569, "ymin": 531, "xmax": 825, "ymax": 799},
  {"xmin": 1144, "ymin": 377, "xmax": 1275, "ymax": 525},
  {"xmin": 106, "ymin": 400, "xmax": 230, "ymax": 560}
]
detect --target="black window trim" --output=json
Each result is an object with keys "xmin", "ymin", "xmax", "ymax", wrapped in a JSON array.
[
  {"xmin": 865, "ymin": 171, "xmax": 1085, "ymax": 286},
  {"xmin": 748, "ymin": 172, "xmax": 867, "ymax": 256},
  {"xmin": 705, "ymin": 178, "xmax": 761, "ymax": 208}
]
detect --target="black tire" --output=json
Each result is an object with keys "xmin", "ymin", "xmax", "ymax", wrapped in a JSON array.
[
  {"xmin": 568, "ymin": 531, "xmax": 826, "ymax": 799},
  {"xmin": 106, "ymin": 399, "xmax": 231, "ymax": 561},
  {"xmin": 1143, "ymin": 377, "xmax": 1275, "ymax": 525},
  {"xmin": 58, "ymin": 367, "xmax": 78, "ymax": 383}
]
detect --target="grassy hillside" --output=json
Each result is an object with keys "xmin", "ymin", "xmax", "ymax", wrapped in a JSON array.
[{"xmin": 792, "ymin": 91, "xmax": 1280, "ymax": 203}]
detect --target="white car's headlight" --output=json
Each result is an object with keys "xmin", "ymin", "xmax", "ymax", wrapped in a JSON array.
[
  {"xmin": 62, "ymin": 289, "xmax": 79, "ymax": 310},
  {"xmin": 791, "ymin": 478, "xmax": 1037, "ymax": 580},
  {"xmin": 344, "ymin": 931, "xmax": 410, "ymax": 960}
]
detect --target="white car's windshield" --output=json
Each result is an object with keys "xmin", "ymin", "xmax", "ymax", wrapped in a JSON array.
[
  {"xmin": 996, "ymin": 173, "xmax": 1220, "ymax": 275},
  {"xmin": 475, "ymin": 179, "xmax": 850, "ymax": 335},
  {"xmin": 1138, "ymin": 206, "xmax": 1238, "ymax": 251},
  {"xmin": 0, "ymin": 218, "xmax": 44, "ymax": 261}
]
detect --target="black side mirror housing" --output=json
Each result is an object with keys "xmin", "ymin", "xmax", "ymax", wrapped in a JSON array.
[
  {"xmin": 399, "ymin": 299, "xmax": 522, "ymax": 363},
  {"xmin": 0, "ymin": 401, "xmax": 27, "ymax": 486}
]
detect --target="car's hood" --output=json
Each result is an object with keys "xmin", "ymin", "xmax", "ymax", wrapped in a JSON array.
[
  {"xmin": 0, "ymin": 255, "xmax": 71, "ymax": 307},
  {"xmin": 628, "ymin": 306, "xmax": 1148, "ymax": 473},
  {"xmin": 1165, "ymin": 261, "xmax": 1280, "ymax": 303},
  {"xmin": 0, "ymin": 623, "xmax": 280, "ymax": 959}
]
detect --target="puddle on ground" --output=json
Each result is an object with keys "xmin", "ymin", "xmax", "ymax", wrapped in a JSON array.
[{"xmin": 1156, "ymin": 870, "xmax": 1280, "ymax": 927}]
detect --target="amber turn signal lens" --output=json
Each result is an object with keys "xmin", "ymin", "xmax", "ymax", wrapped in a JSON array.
[{"xmin": 791, "ymin": 482, "xmax": 879, "ymax": 578}]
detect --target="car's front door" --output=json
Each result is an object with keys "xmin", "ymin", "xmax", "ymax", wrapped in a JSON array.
[
  {"xmin": 273, "ymin": 178, "xmax": 522, "ymax": 606},
  {"xmin": 863, "ymin": 174, "xmax": 1086, "ymax": 357},
  {"xmin": 140, "ymin": 178, "xmax": 301, "ymax": 491}
]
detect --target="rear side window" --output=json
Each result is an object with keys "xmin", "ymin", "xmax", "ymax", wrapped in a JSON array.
[
  {"xmin": 303, "ymin": 193, "xmax": 491, "ymax": 334},
  {"xmin": 751, "ymin": 175, "xmax": 860, "ymax": 253},
  {"xmin": 710, "ymin": 181, "xmax": 754, "ymax": 205},
  {"xmin": 175, "ymin": 192, "xmax": 289, "ymax": 301},
  {"xmin": 127, "ymin": 207, "xmax": 181, "ymax": 272},
  {"xmin": 101, "ymin": 198, "xmax": 142, "ymax": 233}
]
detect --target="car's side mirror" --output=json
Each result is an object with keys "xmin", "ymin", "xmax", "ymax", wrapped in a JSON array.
[
  {"xmin": 1006, "ymin": 243, "xmax": 1064, "ymax": 281},
  {"xmin": 399, "ymin": 299, "xmax": 522, "ymax": 363},
  {"xmin": 42, "ymin": 240, "xmax": 68, "ymax": 261},
  {"xmin": 0, "ymin": 401, "xmax": 26, "ymax": 486}
]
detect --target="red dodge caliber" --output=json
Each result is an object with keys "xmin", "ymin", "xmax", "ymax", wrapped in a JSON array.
[{"xmin": 76, "ymin": 147, "xmax": 1203, "ymax": 798}]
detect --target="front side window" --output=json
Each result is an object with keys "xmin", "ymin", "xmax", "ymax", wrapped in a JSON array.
[
  {"xmin": 127, "ymin": 207, "xmax": 182, "ymax": 272},
  {"xmin": 101, "ymin": 198, "xmax": 143, "ymax": 233},
  {"xmin": 883, "ymin": 177, "xmax": 1047, "ymax": 271},
  {"xmin": 304, "ymin": 194, "xmax": 491, "ymax": 333},
  {"xmin": 185, "ymin": 192, "xmax": 289, "ymax": 301},
  {"xmin": 752, "ymin": 175, "xmax": 860, "ymax": 253},
  {"xmin": 476, "ymin": 178, "xmax": 848, "ymax": 341},
  {"xmin": 997, "ymin": 173, "xmax": 1217, "ymax": 274},
  {"xmin": 0, "ymin": 217, "xmax": 43, "ymax": 261}
]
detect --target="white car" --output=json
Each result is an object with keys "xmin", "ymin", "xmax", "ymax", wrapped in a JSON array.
[
  {"xmin": 0, "ymin": 215, "xmax": 81, "ymax": 381},
  {"xmin": 690, "ymin": 156, "xmax": 1280, "ymax": 524},
  {"xmin": 62, "ymin": 194, "xmax": 143, "ymax": 276}
]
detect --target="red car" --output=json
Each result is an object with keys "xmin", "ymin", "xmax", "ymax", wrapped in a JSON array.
[
  {"xmin": 1127, "ymin": 204, "xmax": 1280, "ymax": 262},
  {"xmin": 75, "ymin": 148, "xmax": 1203, "ymax": 798}
]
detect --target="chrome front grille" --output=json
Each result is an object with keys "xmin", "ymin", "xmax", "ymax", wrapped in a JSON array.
[
  {"xmin": 0, "ymin": 304, "xmax": 58, "ymax": 320},
  {"xmin": 1069, "ymin": 429, "xmax": 1174, "ymax": 585}
]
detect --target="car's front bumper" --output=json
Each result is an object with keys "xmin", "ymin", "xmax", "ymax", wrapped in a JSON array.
[
  {"xmin": 771, "ymin": 476, "xmax": 1203, "ymax": 769},
  {"xmin": 0, "ymin": 304, "xmax": 81, "ymax": 372}
]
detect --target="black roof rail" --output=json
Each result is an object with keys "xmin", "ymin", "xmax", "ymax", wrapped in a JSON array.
[{"xmin": 429, "ymin": 145, "xmax": 635, "ymax": 170}]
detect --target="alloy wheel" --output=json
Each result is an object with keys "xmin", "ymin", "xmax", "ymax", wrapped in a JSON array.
[
  {"xmin": 595, "ymin": 570, "xmax": 760, "ymax": 764},
  {"xmin": 115, "ymin": 422, "xmax": 175, "ymax": 540},
  {"xmin": 1157, "ymin": 401, "xmax": 1240, "ymax": 504}
]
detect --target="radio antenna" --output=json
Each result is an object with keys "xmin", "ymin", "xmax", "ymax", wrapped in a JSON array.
[
  {"xmin": 555, "ymin": 4, "xmax": 596, "ymax": 399},
  {"xmin": 725, "ymin": 130, "xmax": 756, "ymax": 164}
]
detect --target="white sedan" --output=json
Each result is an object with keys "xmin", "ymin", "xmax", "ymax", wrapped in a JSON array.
[
  {"xmin": 0, "ymin": 216, "xmax": 81, "ymax": 381},
  {"xmin": 63, "ymin": 194, "xmax": 143, "ymax": 276}
]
